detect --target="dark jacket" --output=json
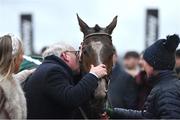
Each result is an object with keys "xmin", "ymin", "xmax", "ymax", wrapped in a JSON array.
[
  {"xmin": 109, "ymin": 70, "xmax": 180, "ymax": 119},
  {"xmin": 135, "ymin": 71, "xmax": 152, "ymax": 110},
  {"xmin": 108, "ymin": 63, "xmax": 138, "ymax": 109},
  {"xmin": 23, "ymin": 55, "xmax": 99, "ymax": 119},
  {"xmin": 175, "ymin": 67, "xmax": 180, "ymax": 79}
]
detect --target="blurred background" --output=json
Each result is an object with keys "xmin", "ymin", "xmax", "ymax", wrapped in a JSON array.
[{"xmin": 0, "ymin": 0, "xmax": 180, "ymax": 57}]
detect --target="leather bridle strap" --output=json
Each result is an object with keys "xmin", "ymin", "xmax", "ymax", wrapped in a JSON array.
[
  {"xmin": 83, "ymin": 33, "xmax": 111, "ymax": 41},
  {"xmin": 78, "ymin": 107, "xmax": 88, "ymax": 120}
]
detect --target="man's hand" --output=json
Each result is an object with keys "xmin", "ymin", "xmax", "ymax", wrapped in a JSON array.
[
  {"xmin": 101, "ymin": 112, "xmax": 110, "ymax": 120},
  {"xmin": 89, "ymin": 64, "xmax": 107, "ymax": 78}
]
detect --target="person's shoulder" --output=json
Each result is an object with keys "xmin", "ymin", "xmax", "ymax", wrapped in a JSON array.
[
  {"xmin": 29, "ymin": 62, "xmax": 61, "ymax": 79},
  {"xmin": 152, "ymin": 80, "xmax": 180, "ymax": 99},
  {"xmin": 38, "ymin": 62, "xmax": 63, "ymax": 74},
  {"xmin": 157, "ymin": 78, "xmax": 180, "ymax": 91}
]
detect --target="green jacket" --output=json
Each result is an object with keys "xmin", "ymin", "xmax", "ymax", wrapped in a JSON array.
[{"xmin": 19, "ymin": 55, "xmax": 42, "ymax": 72}]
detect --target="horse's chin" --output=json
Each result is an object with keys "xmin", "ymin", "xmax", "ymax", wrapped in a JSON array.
[
  {"xmin": 94, "ymin": 79, "xmax": 107, "ymax": 99},
  {"xmin": 94, "ymin": 92, "xmax": 106, "ymax": 100}
]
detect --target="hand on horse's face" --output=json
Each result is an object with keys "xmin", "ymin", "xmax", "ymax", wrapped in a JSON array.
[{"xmin": 90, "ymin": 64, "xmax": 107, "ymax": 78}]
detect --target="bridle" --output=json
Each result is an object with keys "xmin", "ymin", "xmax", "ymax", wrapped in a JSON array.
[
  {"xmin": 81, "ymin": 32, "xmax": 113, "ymax": 79},
  {"xmin": 83, "ymin": 33, "xmax": 112, "ymax": 41},
  {"xmin": 81, "ymin": 33, "xmax": 112, "ymax": 55},
  {"xmin": 80, "ymin": 32, "xmax": 113, "ymax": 115}
]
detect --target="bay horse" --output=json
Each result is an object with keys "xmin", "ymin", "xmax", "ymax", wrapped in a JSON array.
[{"xmin": 77, "ymin": 14, "xmax": 117, "ymax": 118}]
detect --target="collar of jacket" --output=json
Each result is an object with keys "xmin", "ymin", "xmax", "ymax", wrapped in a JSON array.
[
  {"xmin": 43, "ymin": 55, "xmax": 73, "ymax": 76},
  {"xmin": 148, "ymin": 70, "xmax": 177, "ymax": 86}
]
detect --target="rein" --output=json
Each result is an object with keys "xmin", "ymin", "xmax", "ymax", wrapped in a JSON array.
[{"xmin": 104, "ymin": 76, "xmax": 113, "ymax": 110}]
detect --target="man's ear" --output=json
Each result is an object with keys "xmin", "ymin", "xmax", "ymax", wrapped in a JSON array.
[{"xmin": 61, "ymin": 52, "xmax": 69, "ymax": 63}]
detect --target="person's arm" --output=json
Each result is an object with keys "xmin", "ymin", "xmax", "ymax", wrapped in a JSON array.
[
  {"xmin": 106, "ymin": 107, "xmax": 143, "ymax": 119},
  {"xmin": 44, "ymin": 64, "xmax": 107, "ymax": 110},
  {"xmin": 156, "ymin": 90, "xmax": 180, "ymax": 119},
  {"xmin": 44, "ymin": 69, "xmax": 97, "ymax": 110}
]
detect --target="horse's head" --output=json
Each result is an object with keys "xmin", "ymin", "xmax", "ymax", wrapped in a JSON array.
[
  {"xmin": 77, "ymin": 14, "xmax": 117, "ymax": 99},
  {"xmin": 77, "ymin": 14, "xmax": 117, "ymax": 74}
]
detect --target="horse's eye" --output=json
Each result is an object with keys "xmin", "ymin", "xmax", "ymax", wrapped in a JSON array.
[
  {"xmin": 83, "ymin": 47, "xmax": 92, "ymax": 56},
  {"xmin": 83, "ymin": 49, "xmax": 87, "ymax": 55}
]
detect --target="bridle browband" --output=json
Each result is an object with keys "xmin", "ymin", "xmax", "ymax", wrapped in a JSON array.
[
  {"xmin": 81, "ymin": 32, "xmax": 112, "ymax": 55},
  {"xmin": 83, "ymin": 33, "xmax": 111, "ymax": 41}
]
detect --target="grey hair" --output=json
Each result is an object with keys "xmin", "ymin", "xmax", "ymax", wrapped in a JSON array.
[{"xmin": 42, "ymin": 42, "xmax": 74, "ymax": 59}]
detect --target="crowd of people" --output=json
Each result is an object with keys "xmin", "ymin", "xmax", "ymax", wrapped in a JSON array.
[{"xmin": 0, "ymin": 33, "xmax": 180, "ymax": 119}]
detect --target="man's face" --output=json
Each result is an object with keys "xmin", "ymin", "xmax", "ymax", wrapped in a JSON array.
[
  {"xmin": 65, "ymin": 49, "xmax": 80, "ymax": 73},
  {"xmin": 124, "ymin": 57, "xmax": 139, "ymax": 69},
  {"xmin": 139, "ymin": 58, "xmax": 154, "ymax": 78},
  {"xmin": 176, "ymin": 57, "xmax": 180, "ymax": 68}
]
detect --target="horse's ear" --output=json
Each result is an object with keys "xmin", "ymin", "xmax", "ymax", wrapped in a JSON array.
[
  {"xmin": 77, "ymin": 14, "xmax": 89, "ymax": 34},
  {"xmin": 105, "ymin": 16, "xmax": 118, "ymax": 34}
]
